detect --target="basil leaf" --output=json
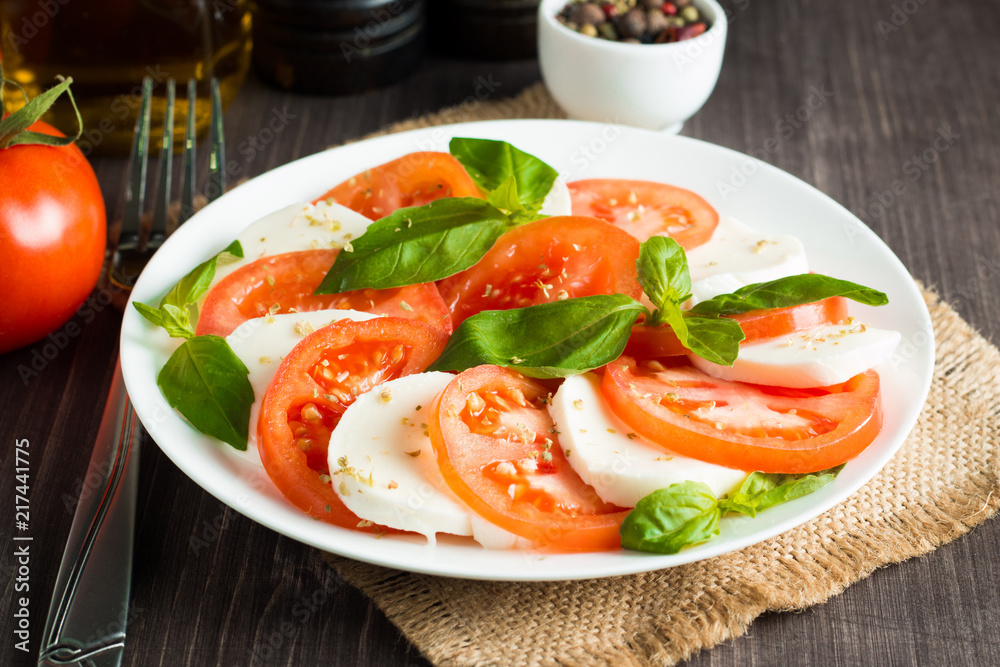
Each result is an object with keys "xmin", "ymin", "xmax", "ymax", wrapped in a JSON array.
[
  {"xmin": 638, "ymin": 238, "xmax": 745, "ymax": 364},
  {"xmin": 133, "ymin": 299, "xmax": 196, "ymax": 339},
  {"xmin": 690, "ymin": 274, "xmax": 889, "ymax": 317},
  {"xmin": 163, "ymin": 240, "xmax": 243, "ymax": 308},
  {"xmin": 486, "ymin": 174, "xmax": 525, "ymax": 213},
  {"xmin": 449, "ymin": 137, "xmax": 558, "ymax": 212},
  {"xmin": 156, "ymin": 336, "xmax": 254, "ymax": 450},
  {"xmin": 162, "ymin": 240, "xmax": 243, "ymax": 309},
  {"xmin": 637, "ymin": 236, "xmax": 691, "ymax": 315},
  {"xmin": 620, "ymin": 481, "xmax": 721, "ymax": 554},
  {"xmin": 133, "ymin": 240, "xmax": 244, "ymax": 339},
  {"xmin": 720, "ymin": 466, "xmax": 843, "ymax": 518},
  {"xmin": 159, "ymin": 303, "xmax": 196, "ymax": 339},
  {"xmin": 133, "ymin": 301, "xmax": 165, "ymax": 328},
  {"xmin": 315, "ymin": 198, "xmax": 509, "ymax": 293},
  {"xmin": 680, "ymin": 314, "xmax": 745, "ymax": 366},
  {"xmin": 427, "ymin": 294, "xmax": 646, "ymax": 379}
]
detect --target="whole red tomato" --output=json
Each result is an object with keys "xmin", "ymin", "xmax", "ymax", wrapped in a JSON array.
[{"xmin": 0, "ymin": 119, "xmax": 106, "ymax": 354}]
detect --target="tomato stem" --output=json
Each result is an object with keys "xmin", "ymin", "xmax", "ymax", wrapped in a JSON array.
[{"xmin": 0, "ymin": 59, "xmax": 83, "ymax": 150}]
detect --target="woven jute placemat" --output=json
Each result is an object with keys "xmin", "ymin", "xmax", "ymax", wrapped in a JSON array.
[{"xmin": 324, "ymin": 84, "xmax": 1000, "ymax": 666}]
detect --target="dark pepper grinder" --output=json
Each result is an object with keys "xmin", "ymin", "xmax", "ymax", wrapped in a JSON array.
[
  {"xmin": 426, "ymin": 0, "xmax": 540, "ymax": 60},
  {"xmin": 251, "ymin": 0, "xmax": 427, "ymax": 94}
]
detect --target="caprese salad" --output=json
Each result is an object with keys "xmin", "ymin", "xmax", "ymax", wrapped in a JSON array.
[{"xmin": 135, "ymin": 138, "xmax": 899, "ymax": 555}]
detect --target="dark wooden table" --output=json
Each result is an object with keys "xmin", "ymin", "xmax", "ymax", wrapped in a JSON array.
[{"xmin": 4, "ymin": 0, "xmax": 999, "ymax": 664}]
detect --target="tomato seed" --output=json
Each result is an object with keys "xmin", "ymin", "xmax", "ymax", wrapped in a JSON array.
[{"xmin": 301, "ymin": 403, "xmax": 322, "ymax": 423}]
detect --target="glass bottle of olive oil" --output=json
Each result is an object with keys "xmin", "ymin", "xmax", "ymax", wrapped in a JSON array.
[{"xmin": 1, "ymin": 0, "xmax": 251, "ymax": 155}]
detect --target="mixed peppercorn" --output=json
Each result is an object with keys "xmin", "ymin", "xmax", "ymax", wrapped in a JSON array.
[{"xmin": 556, "ymin": 0, "xmax": 711, "ymax": 44}]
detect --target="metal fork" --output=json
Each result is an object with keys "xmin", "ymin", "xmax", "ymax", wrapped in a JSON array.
[{"xmin": 37, "ymin": 77, "xmax": 226, "ymax": 667}]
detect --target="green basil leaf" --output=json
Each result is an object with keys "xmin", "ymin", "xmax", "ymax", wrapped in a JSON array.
[
  {"xmin": 449, "ymin": 137, "xmax": 558, "ymax": 212},
  {"xmin": 486, "ymin": 174, "xmax": 526, "ymax": 213},
  {"xmin": 427, "ymin": 294, "xmax": 646, "ymax": 379},
  {"xmin": 648, "ymin": 299, "xmax": 745, "ymax": 366},
  {"xmin": 156, "ymin": 336, "xmax": 254, "ymax": 450},
  {"xmin": 134, "ymin": 240, "xmax": 243, "ymax": 338},
  {"xmin": 637, "ymin": 236, "xmax": 691, "ymax": 314},
  {"xmin": 315, "ymin": 198, "xmax": 509, "ymax": 293},
  {"xmin": 133, "ymin": 301, "xmax": 165, "ymax": 328},
  {"xmin": 720, "ymin": 465, "xmax": 843, "ymax": 518},
  {"xmin": 159, "ymin": 303, "xmax": 196, "ymax": 339},
  {"xmin": 679, "ymin": 314, "xmax": 745, "ymax": 366},
  {"xmin": 689, "ymin": 274, "xmax": 889, "ymax": 317},
  {"xmin": 163, "ymin": 239, "xmax": 243, "ymax": 309},
  {"xmin": 620, "ymin": 481, "xmax": 721, "ymax": 554}
]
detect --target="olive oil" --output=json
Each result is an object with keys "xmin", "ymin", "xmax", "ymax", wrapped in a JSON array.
[{"xmin": 1, "ymin": 0, "xmax": 251, "ymax": 155}]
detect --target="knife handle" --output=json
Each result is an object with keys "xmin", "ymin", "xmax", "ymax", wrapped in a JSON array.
[{"xmin": 38, "ymin": 360, "xmax": 140, "ymax": 667}]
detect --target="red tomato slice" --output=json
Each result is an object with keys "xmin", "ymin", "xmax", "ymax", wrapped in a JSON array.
[
  {"xmin": 314, "ymin": 151, "xmax": 483, "ymax": 219},
  {"xmin": 626, "ymin": 297, "xmax": 850, "ymax": 359},
  {"xmin": 602, "ymin": 356, "xmax": 883, "ymax": 474},
  {"xmin": 195, "ymin": 249, "xmax": 452, "ymax": 337},
  {"xmin": 429, "ymin": 365, "xmax": 629, "ymax": 551},
  {"xmin": 568, "ymin": 179, "xmax": 719, "ymax": 249},
  {"xmin": 258, "ymin": 317, "xmax": 448, "ymax": 527},
  {"xmin": 436, "ymin": 215, "xmax": 643, "ymax": 327}
]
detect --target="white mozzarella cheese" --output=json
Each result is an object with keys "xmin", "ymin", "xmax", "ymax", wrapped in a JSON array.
[
  {"xmin": 213, "ymin": 201, "xmax": 373, "ymax": 284},
  {"xmin": 539, "ymin": 178, "xmax": 573, "ymax": 217},
  {"xmin": 327, "ymin": 372, "xmax": 473, "ymax": 543},
  {"xmin": 467, "ymin": 515, "xmax": 536, "ymax": 550},
  {"xmin": 225, "ymin": 309, "xmax": 375, "ymax": 465},
  {"xmin": 690, "ymin": 322, "xmax": 901, "ymax": 388},
  {"xmin": 548, "ymin": 373, "xmax": 747, "ymax": 508},
  {"xmin": 685, "ymin": 216, "xmax": 809, "ymax": 304}
]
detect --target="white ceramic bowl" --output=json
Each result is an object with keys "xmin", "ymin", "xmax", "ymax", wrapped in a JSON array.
[{"xmin": 538, "ymin": 0, "xmax": 727, "ymax": 133}]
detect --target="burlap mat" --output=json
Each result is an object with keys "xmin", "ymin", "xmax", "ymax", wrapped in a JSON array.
[{"xmin": 324, "ymin": 84, "xmax": 1000, "ymax": 666}]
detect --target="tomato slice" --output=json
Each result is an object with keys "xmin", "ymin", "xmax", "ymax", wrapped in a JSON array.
[
  {"xmin": 568, "ymin": 179, "xmax": 719, "ymax": 249},
  {"xmin": 602, "ymin": 356, "xmax": 883, "ymax": 474},
  {"xmin": 436, "ymin": 215, "xmax": 643, "ymax": 326},
  {"xmin": 428, "ymin": 365, "xmax": 629, "ymax": 552},
  {"xmin": 625, "ymin": 297, "xmax": 850, "ymax": 359},
  {"xmin": 257, "ymin": 317, "xmax": 448, "ymax": 526},
  {"xmin": 314, "ymin": 151, "xmax": 483, "ymax": 219},
  {"xmin": 195, "ymin": 249, "xmax": 452, "ymax": 337}
]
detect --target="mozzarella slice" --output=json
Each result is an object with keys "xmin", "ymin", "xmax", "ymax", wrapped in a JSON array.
[
  {"xmin": 539, "ymin": 178, "xmax": 573, "ymax": 216},
  {"xmin": 690, "ymin": 322, "xmax": 901, "ymax": 388},
  {"xmin": 685, "ymin": 216, "xmax": 809, "ymax": 304},
  {"xmin": 549, "ymin": 373, "xmax": 747, "ymax": 508},
  {"xmin": 467, "ymin": 515, "xmax": 536, "ymax": 550},
  {"xmin": 213, "ymin": 201, "xmax": 373, "ymax": 284},
  {"xmin": 225, "ymin": 309, "xmax": 375, "ymax": 465},
  {"xmin": 327, "ymin": 372, "xmax": 473, "ymax": 543}
]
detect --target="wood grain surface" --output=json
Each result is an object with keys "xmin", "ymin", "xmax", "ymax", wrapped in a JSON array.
[{"xmin": 2, "ymin": 0, "xmax": 998, "ymax": 665}]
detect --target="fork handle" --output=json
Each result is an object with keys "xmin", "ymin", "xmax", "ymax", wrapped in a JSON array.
[{"xmin": 38, "ymin": 360, "xmax": 140, "ymax": 667}]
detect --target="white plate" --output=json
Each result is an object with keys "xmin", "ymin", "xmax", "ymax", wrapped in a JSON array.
[{"xmin": 121, "ymin": 120, "xmax": 934, "ymax": 581}]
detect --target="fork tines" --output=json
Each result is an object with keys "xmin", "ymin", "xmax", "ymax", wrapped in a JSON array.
[{"xmin": 110, "ymin": 76, "xmax": 225, "ymax": 292}]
